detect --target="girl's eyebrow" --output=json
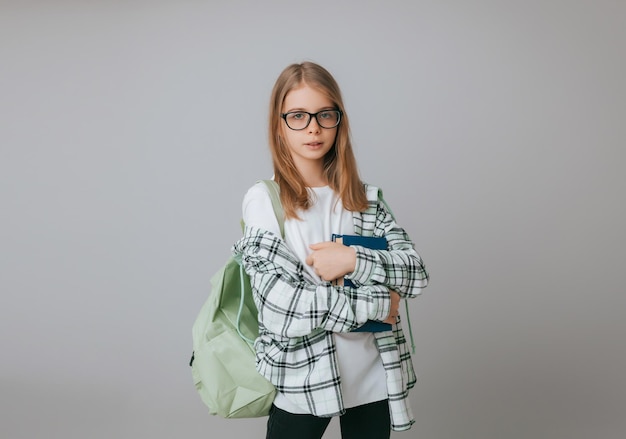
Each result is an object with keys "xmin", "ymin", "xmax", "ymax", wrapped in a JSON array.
[{"xmin": 284, "ymin": 106, "xmax": 335, "ymax": 113}]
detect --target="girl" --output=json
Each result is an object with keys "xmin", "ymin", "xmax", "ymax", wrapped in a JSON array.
[{"xmin": 232, "ymin": 62, "xmax": 428, "ymax": 439}]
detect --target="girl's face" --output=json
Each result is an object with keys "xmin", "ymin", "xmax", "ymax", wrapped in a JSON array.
[{"xmin": 281, "ymin": 84, "xmax": 338, "ymax": 173}]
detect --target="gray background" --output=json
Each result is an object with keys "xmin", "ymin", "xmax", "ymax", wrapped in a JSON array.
[{"xmin": 1, "ymin": 1, "xmax": 625, "ymax": 438}]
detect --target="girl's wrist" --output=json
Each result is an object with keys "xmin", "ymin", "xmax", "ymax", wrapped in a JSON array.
[{"xmin": 344, "ymin": 246, "xmax": 357, "ymax": 276}]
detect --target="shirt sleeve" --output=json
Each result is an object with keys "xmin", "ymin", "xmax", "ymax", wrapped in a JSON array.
[
  {"xmin": 242, "ymin": 182, "xmax": 282, "ymax": 237},
  {"xmin": 233, "ymin": 227, "xmax": 391, "ymax": 338},
  {"xmin": 346, "ymin": 200, "xmax": 429, "ymax": 298}
]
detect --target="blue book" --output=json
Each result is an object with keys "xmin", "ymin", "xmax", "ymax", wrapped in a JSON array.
[{"xmin": 331, "ymin": 234, "xmax": 392, "ymax": 333}]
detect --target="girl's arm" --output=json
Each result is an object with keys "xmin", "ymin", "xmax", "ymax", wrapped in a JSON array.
[
  {"xmin": 346, "ymin": 201, "xmax": 429, "ymax": 297},
  {"xmin": 233, "ymin": 227, "xmax": 391, "ymax": 338}
]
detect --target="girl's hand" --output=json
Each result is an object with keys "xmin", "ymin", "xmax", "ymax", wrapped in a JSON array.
[
  {"xmin": 382, "ymin": 290, "xmax": 401, "ymax": 325},
  {"xmin": 306, "ymin": 241, "xmax": 356, "ymax": 282}
]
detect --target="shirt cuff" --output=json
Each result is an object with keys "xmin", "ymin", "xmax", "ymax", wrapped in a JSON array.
[{"xmin": 370, "ymin": 287, "xmax": 391, "ymax": 321}]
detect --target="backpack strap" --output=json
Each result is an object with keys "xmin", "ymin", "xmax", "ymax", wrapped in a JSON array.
[
  {"xmin": 239, "ymin": 180, "xmax": 285, "ymax": 238},
  {"xmin": 260, "ymin": 180, "xmax": 285, "ymax": 238},
  {"xmin": 236, "ymin": 180, "xmax": 284, "ymax": 345},
  {"xmin": 376, "ymin": 187, "xmax": 416, "ymax": 354},
  {"xmin": 236, "ymin": 266, "xmax": 256, "ymax": 345}
]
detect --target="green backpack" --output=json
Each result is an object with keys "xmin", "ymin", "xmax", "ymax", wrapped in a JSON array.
[{"xmin": 190, "ymin": 180, "xmax": 283, "ymax": 418}]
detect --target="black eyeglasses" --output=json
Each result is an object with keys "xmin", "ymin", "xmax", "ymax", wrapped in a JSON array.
[{"xmin": 280, "ymin": 110, "xmax": 342, "ymax": 130}]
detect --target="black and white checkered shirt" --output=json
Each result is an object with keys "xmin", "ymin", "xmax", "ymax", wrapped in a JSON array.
[{"xmin": 232, "ymin": 184, "xmax": 428, "ymax": 431}]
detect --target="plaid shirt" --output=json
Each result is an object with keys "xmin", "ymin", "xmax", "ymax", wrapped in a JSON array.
[{"xmin": 232, "ymin": 184, "xmax": 428, "ymax": 431}]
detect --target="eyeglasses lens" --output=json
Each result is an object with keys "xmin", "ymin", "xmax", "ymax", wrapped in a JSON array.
[{"xmin": 285, "ymin": 111, "xmax": 340, "ymax": 130}]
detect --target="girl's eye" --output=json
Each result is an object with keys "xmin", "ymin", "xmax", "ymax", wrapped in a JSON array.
[
  {"xmin": 320, "ymin": 111, "xmax": 339, "ymax": 123},
  {"xmin": 289, "ymin": 112, "xmax": 306, "ymax": 120}
]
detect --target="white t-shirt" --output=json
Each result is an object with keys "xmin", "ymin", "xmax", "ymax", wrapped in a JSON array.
[{"xmin": 242, "ymin": 182, "xmax": 387, "ymax": 413}]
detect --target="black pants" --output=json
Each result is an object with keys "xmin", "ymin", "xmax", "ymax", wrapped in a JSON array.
[{"xmin": 266, "ymin": 400, "xmax": 391, "ymax": 439}]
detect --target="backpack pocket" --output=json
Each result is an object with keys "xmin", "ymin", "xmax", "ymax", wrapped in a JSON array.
[{"xmin": 192, "ymin": 326, "xmax": 276, "ymax": 418}]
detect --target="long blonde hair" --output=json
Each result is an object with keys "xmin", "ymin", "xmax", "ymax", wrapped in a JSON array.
[{"xmin": 268, "ymin": 62, "xmax": 368, "ymax": 219}]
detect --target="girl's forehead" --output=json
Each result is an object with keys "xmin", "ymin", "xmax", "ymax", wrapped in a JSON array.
[{"xmin": 283, "ymin": 84, "xmax": 333, "ymax": 110}]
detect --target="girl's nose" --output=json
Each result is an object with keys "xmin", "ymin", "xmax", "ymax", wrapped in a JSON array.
[{"xmin": 308, "ymin": 116, "xmax": 321, "ymax": 133}]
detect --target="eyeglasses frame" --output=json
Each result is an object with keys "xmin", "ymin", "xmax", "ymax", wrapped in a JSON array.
[{"xmin": 280, "ymin": 109, "xmax": 343, "ymax": 131}]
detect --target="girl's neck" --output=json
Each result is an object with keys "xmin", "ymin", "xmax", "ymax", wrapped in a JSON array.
[{"xmin": 296, "ymin": 161, "xmax": 327, "ymax": 188}]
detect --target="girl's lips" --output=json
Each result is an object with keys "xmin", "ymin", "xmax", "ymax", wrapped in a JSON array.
[{"xmin": 305, "ymin": 142, "xmax": 323, "ymax": 150}]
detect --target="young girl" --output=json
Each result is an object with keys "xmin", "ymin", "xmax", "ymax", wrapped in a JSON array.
[{"xmin": 232, "ymin": 62, "xmax": 428, "ymax": 439}]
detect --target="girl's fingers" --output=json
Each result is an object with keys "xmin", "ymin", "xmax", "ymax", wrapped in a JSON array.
[{"xmin": 309, "ymin": 241, "xmax": 338, "ymax": 250}]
